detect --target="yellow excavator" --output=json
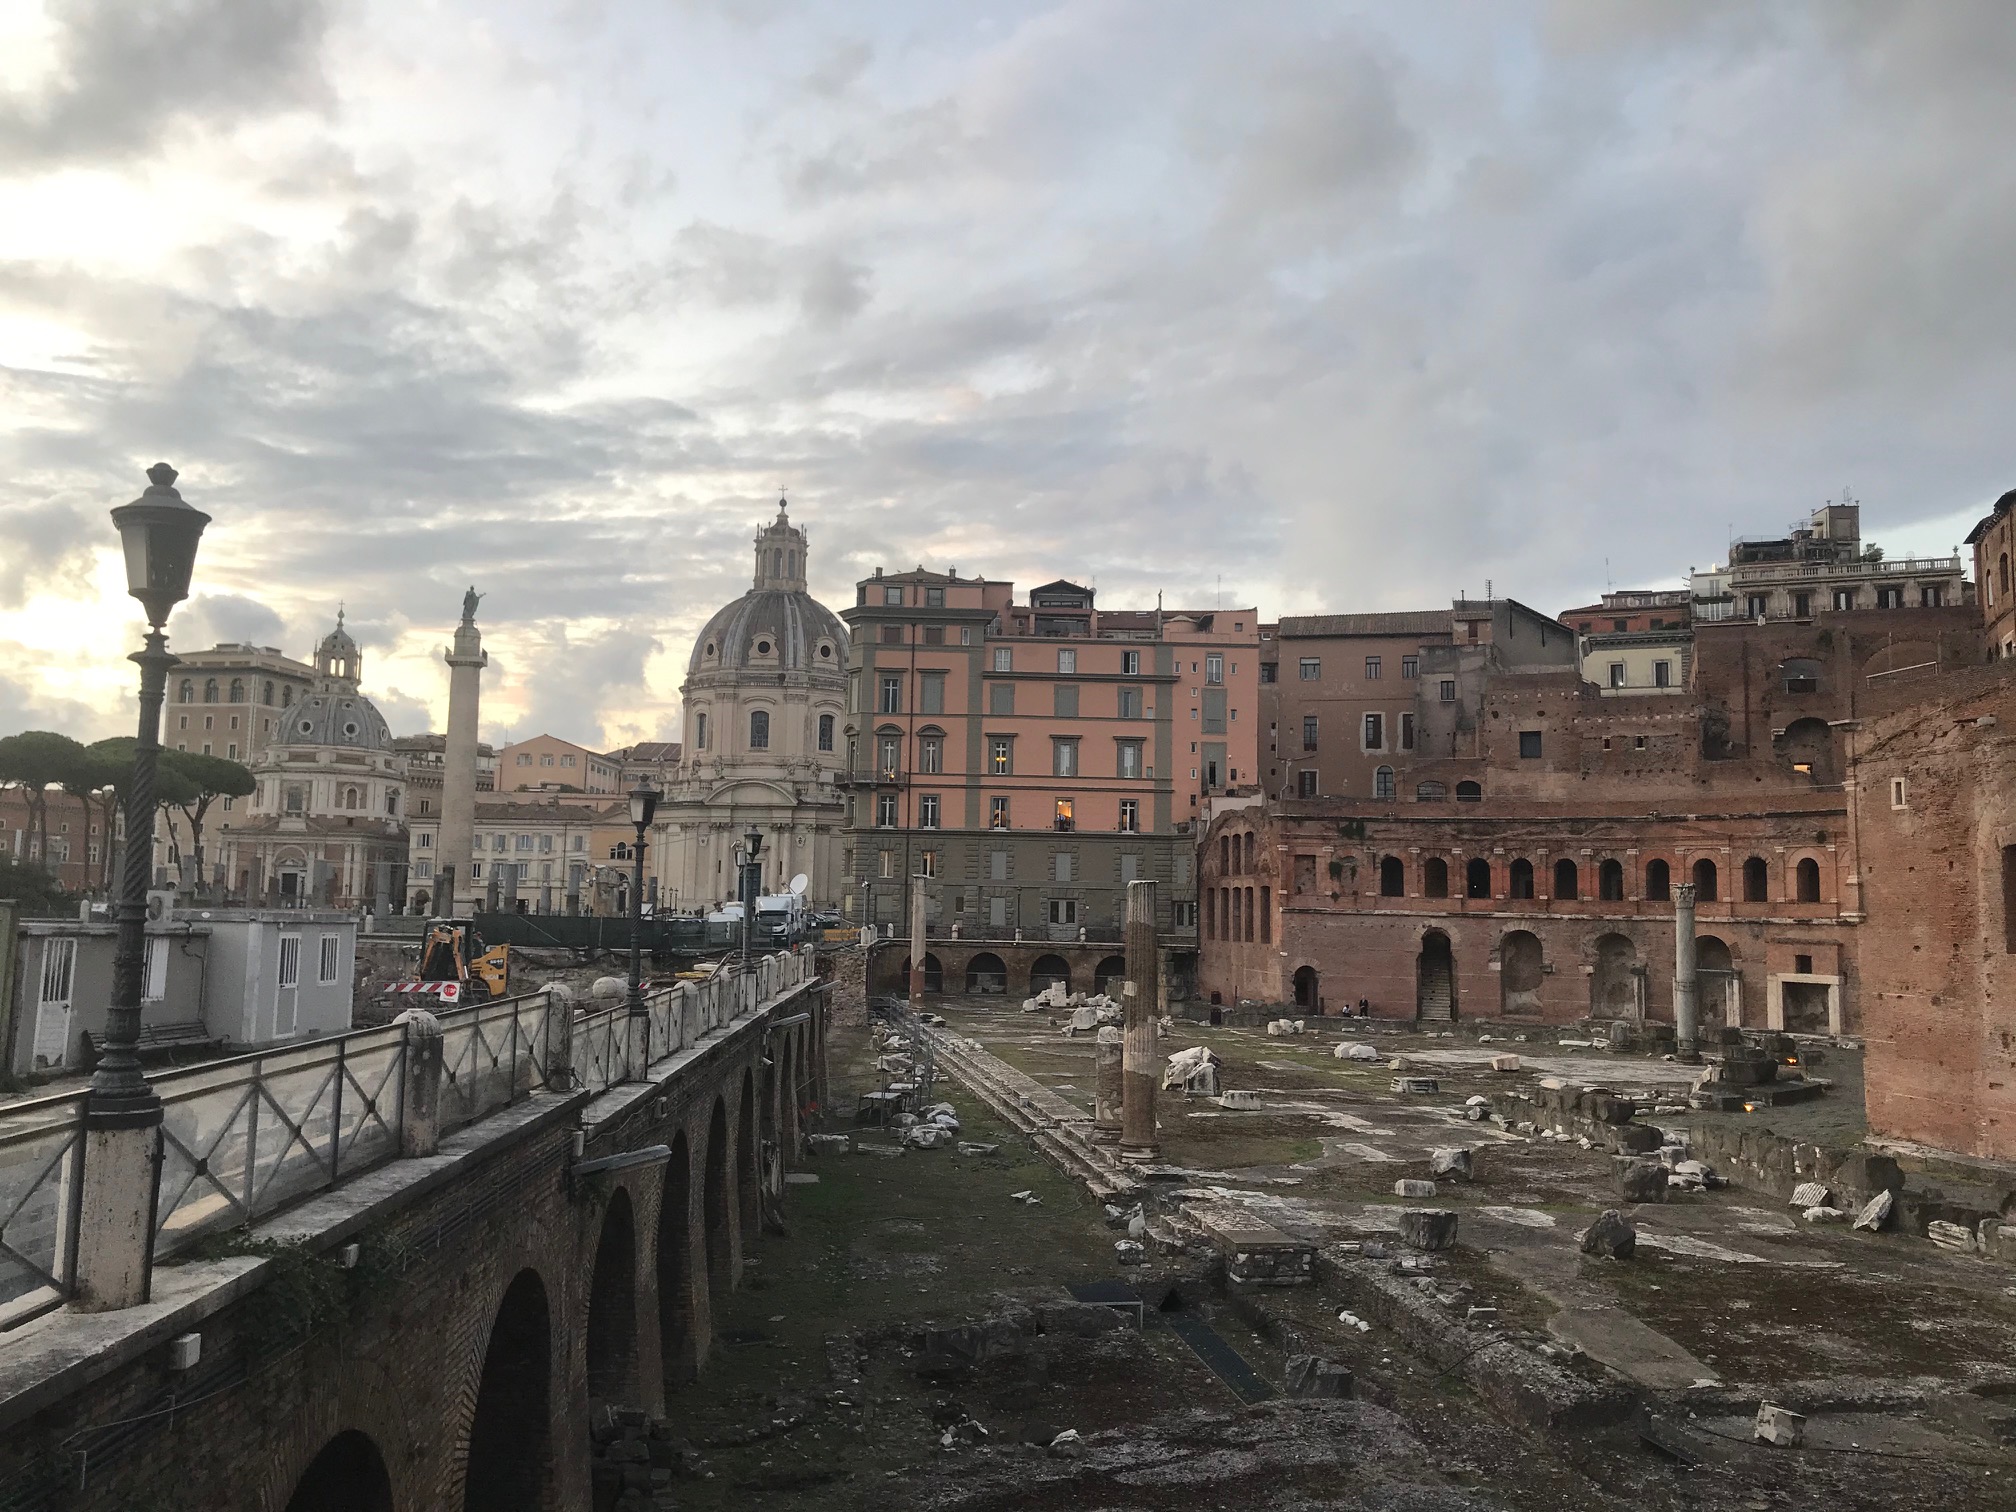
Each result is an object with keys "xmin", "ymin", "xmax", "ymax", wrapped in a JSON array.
[{"xmin": 381, "ymin": 919, "xmax": 511, "ymax": 1008}]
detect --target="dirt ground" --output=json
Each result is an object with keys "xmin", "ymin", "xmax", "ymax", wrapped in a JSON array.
[{"xmin": 659, "ymin": 1003, "xmax": 2016, "ymax": 1511}]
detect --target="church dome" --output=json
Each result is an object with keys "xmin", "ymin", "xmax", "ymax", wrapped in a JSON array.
[
  {"xmin": 686, "ymin": 503, "xmax": 848, "ymax": 678},
  {"xmin": 283, "ymin": 689, "xmax": 394, "ymax": 752}
]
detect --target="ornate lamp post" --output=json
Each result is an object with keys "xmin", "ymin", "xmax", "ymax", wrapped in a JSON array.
[
  {"xmin": 739, "ymin": 826, "xmax": 764, "ymax": 966},
  {"xmin": 73, "ymin": 464, "xmax": 208, "ymax": 1313},
  {"xmin": 625, "ymin": 784, "xmax": 659, "ymax": 1020},
  {"xmin": 93, "ymin": 464, "xmax": 209, "ymax": 1125}
]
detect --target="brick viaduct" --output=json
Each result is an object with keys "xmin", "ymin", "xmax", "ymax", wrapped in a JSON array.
[{"xmin": 0, "ymin": 958, "xmax": 830, "ymax": 1512}]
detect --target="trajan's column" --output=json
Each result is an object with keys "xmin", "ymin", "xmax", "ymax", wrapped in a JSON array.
[{"xmin": 437, "ymin": 586, "xmax": 487, "ymax": 916}]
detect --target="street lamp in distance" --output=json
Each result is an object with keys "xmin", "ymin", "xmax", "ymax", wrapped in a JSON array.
[{"xmin": 625, "ymin": 783, "xmax": 660, "ymax": 1023}]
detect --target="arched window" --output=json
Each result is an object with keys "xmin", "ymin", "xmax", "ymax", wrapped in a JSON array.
[
  {"xmin": 748, "ymin": 710, "xmax": 770, "ymax": 749},
  {"xmin": 817, "ymin": 713, "xmax": 834, "ymax": 752},
  {"xmin": 1379, "ymin": 856, "xmax": 1404, "ymax": 896},
  {"xmin": 610, "ymin": 841, "xmax": 630, "ymax": 860},
  {"xmin": 1466, "ymin": 858, "xmax": 1492, "ymax": 898},
  {"xmin": 1598, "ymin": 858, "xmax": 1624, "ymax": 900},
  {"xmin": 1796, "ymin": 856, "xmax": 1821, "ymax": 903},
  {"xmin": 1692, "ymin": 858, "xmax": 1719, "ymax": 901},
  {"xmin": 203, "ymin": 678, "xmax": 218, "ymax": 703},
  {"xmin": 1509, "ymin": 858, "xmax": 1535, "ymax": 899},
  {"xmin": 1742, "ymin": 856, "xmax": 1769, "ymax": 902},
  {"xmin": 1423, "ymin": 857, "xmax": 1449, "ymax": 897},
  {"xmin": 1645, "ymin": 858, "xmax": 1671, "ymax": 902},
  {"xmin": 1373, "ymin": 766, "xmax": 1396, "ymax": 801},
  {"xmin": 1455, "ymin": 781, "xmax": 1482, "ymax": 803},
  {"xmin": 229, "ymin": 678, "xmax": 245, "ymax": 703},
  {"xmin": 1220, "ymin": 835, "xmax": 1231, "ymax": 874},
  {"xmin": 1244, "ymin": 833, "xmax": 1257, "ymax": 871},
  {"xmin": 282, "ymin": 686, "xmax": 293, "ymax": 707},
  {"xmin": 178, "ymin": 678, "xmax": 193, "ymax": 702},
  {"xmin": 262, "ymin": 680, "xmax": 274, "ymax": 705},
  {"xmin": 2001, "ymin": 551, "xmax": 2009, "ymax": 600},
  {"xmin": 1415, "ymin": 781, "xmax": 1447, "ymax": 802},
  {"xmin": 1553, "ymin": 858, "xmax": 1579, "ymax": 900}
]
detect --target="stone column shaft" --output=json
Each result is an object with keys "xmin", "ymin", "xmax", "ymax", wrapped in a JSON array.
[
  {"xmin": 1673, "ymin": 881, "xmax": 1700, "ymax": 1062},
  {"xmin": 908, "ymin": 877, "xmax": 929, "ymax": 1005},
  {"xmin": 1093, "ymin": 1025, "xmax": 1123, "ymax": 1143},
  {"xmin": 438, "ymin": 610, "xmax": 487, "ymax": 916},
  {"xmin": 1119, "ymin": 879, "xmax": 1161, "ymax": 1162}
]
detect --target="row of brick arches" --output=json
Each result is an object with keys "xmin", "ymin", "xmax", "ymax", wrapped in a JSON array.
[
  {"xmin": 899, "ymin": 951, "xmax": 1129, "ymax": 996},
  {"xmin": 276, "ymin": 1019, "xmax": 818, "ymax": 1511}
]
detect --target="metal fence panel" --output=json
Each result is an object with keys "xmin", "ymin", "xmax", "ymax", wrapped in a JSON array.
[
  {"xmin": 437, "ymin": 992, "xmax": 554, "ymax": 1132},
  {"xmin": 0, "ymin": 1091, "xmax": 86, "ymax": 1327},
  {"xmin": 574, "ymin": 1007, "xmax": 626, "ymax": 1094}
]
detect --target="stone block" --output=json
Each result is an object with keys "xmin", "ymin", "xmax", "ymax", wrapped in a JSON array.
[
  {"xmin": 1429, "ymin": 1147, "xmax": 1473, "ymax": 1181},
  {"xmin": 1399, "ymin": 1209, "xmax": 1458, "ymax": 1251},
  {"xmin": 1754, "ymin": 1403, "xmax": 1806, "ymax": 1447},
  {"xmin": 1394, "ymin": 1178, "xmax": 1438, "ymax": 1198},
  {"xmin": 1606, "ymin": 1123, "xmax": 1664, "ymax": 1155},
  {"xmin": 1580, "ymin": 1209, "xmax": 1636, "ymax": 1258},
  {"xmin": 1615, "ymin": 1159, "xmax": 1668, "ymax": 1204},
  {"xmin": 1853, "ymin": 1189, "xmax": 1894, "ymax": 1232},
  {"xmin": 1489, "ymin": 1054, "xmax": 1521, "ymax": 1072},
  {"xmin": 1284, "ymin": 1355, "xmax": 1353, "ymax": 1398},
  {"xmin": 1790, "ymin": 1181, "xmax": 1831, "ymax": 1208}
]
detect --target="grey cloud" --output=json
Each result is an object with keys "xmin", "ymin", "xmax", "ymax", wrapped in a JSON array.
[
  {"xmin": 0, "ymin": 0, "xmax": 330, "ymax": 166},
  {"xmin": 177, "ymin": 593, "xmax": 289, "ymax": 650}
]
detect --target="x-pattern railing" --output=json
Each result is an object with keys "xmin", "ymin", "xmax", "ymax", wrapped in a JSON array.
[
  {"xmin": 574, "ymin": 1007, "xmax": 626, "ymax": 1095},
  {"xmin": 0, "ymin": 1091, "xmax": 87, "ymax": 1328},
  {"xmin": 437, "ymin": 992, "xmax": 556, "ymax": 1132}
]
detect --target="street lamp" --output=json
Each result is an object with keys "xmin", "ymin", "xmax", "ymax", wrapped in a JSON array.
[
  {"xmin": 92, "ymin": 463, "xmax": 209, "ymax": 1127},
  {"xmin": 740, "ymin": 825, "xmax": 764, "ymax": 966},
  {"xmin": 625, "ymin": 783, "xmax": 660, "ymax": 1022}
]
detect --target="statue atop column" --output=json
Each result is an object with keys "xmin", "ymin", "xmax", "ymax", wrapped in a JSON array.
[{"xmin": 461, "ymin": 585, "xmax": 483, "ymax": 624}]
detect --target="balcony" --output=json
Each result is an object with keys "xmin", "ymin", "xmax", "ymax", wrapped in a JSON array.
[{"xmin": 1727, "ymin": 554, "xmax": 1962, "ymax": 584}]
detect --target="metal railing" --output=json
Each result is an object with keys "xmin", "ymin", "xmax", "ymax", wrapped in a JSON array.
[
  {"xmin": 0, "ymin": 948, "xmax": 815, "ymax": 1320},
  {"xmin": 153, "ymin": 1020, "xmax": 410, "ymax": 1258},
  {"xmin": 0, "ymin": 1089, "xmax": 88, "ymax": 1328}
]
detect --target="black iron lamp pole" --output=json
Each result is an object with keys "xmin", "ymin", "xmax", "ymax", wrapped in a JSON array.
[
  {"xmin": 625, "ymin": 783, "xmax": 660, "ymax": 1021},
  {"xmin": 739, "ymin": 826, "xmax": 763, "ymax": 967},
  {"xmin": 89, "ymin": 464, "xmax": 210, "ymax": 1128}
]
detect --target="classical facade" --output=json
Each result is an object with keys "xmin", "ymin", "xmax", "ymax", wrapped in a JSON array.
[
  {"xmin": 647, "ymin": 505, "xmax": 850, "ymax": 911},
  {"xmin": 217, "ymin": 616, "xmax": 410, "ymax": 909}
]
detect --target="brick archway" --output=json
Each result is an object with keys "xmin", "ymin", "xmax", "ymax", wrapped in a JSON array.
[
  {"xmin": 284, "ymin": 1430, "xmax": 394, "ymax": 1512},
  {"xmin": 462, "ymin": 1268, "xmax": 554, "ymax": 1512},
  {"xmin": 657, "ymin": 1134, "xmax": 695, "ymax": 1385},
  {"xmin": 702, "ymin": 1096, "xmax": 733, "ymax": 1298},
  {"xmin": 584, "ymin": 1189, "xmax": 638, "ymax": 1405}
]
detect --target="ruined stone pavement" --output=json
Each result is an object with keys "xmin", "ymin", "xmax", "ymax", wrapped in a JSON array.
[{"xmin": 657, "ymin": 1005, "xmax": 2016, "ymax": 1512}]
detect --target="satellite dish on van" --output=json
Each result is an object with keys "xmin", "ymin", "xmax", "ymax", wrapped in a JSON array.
[{"xmin": 789, "ymin": 873, "xmax": 809, "ymax": 896}]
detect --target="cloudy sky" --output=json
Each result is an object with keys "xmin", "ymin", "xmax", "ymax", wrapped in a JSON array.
[{"xmin": 4, "ymin": 0, "xmax": 2013, "ymax": 749}]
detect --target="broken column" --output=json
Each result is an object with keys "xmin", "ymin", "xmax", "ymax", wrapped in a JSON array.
[
  {"xmin": 1673, "ymin": 880, "xmax": 1700, "ymax": 1062},
  {"xmin": 909, "ymin": 877, "xmax": 929, "ymax": 1006},
  {"xmin": 437, "ymin": 588, "xmax": 487, "ymax": 916},
  {"xmin": 1092, "ymin": 1025, "xmax": 1123, "ymax": 1143},
  {"xmin": 1119, "ymin": 878, "xmax": 1161, "ymax": 1163}
]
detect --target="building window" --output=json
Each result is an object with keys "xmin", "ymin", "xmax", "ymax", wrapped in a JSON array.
[
  {"xmin": 1118, "ymin": 685, "xmax": 1142, "ymax": 719},
  {"xmin": 1439, "ymin": 679, "xmax": 1457, "ymax": 702},
  {"xmin": 923, "ymin": 625, "xmax": 944, "ymax": 645},
  {"xmin": 1259, "ymin": 663, "xmax": 1276, "ymax": 684},
  {"xmin": 1302, "ymin": 715, "xmax": 1318, "ymax": 751},
  {"xmin": 1052, "ymin": 739, "xmax": 1079, "ymax": 777},
  {"xmin": 989, "ymin": 682, "xmax": 1015, "ymax": 715},
  {"xmin": 1921, "ymin": 584, "xmax": 1946, "ymax": 607},
  {"xmin": 1743, "ymin": 855, "xmax": 1769, "ymax": 902},
  {"xmin": 516, "ymin": 752, "xmax": 532, "ymax": 766},
  {"xmin": 1608, "ymin": 662, "xmax": 1626, "ymax": 688},
  {"xmin": 1796, "ymin": 857, "xmax": 1821, "ymax": 903},
  {"xmin": 1401, "ymin": 656, "xmax": 1418, "ymax": 679},
  {"xmin": 1117, "ymin": 741, "xmax": 1143, "ymax": 779},
  {"xmin": 1296, "ymin": 769, "xmax": 1318, "ymax": 799},
  {"xmin": 1206, "ymin": 653, "xmax": 1223, "ymax": 685},
  {"xmin": 1691, "ymin": 858, "xmax": 1718, "ymax": 901},
  {"xmin": 875, "ymin": 794, "xmax": 898, "ymax": 827},
  {"xmin": 883, "ymin": 585, "xmax": 904, "ymax": 605},
  {"xmin": 1053, "ymin": 850, "xmax": 1074, "ymax": 882},
  {"xmin": 1373, "ymin": 765, "xmax": 1395, "ymax": 801},
  {"xmin": 540, "ymin": 753, "xmax": 554, "ymax": 766},
  {"xmin": 1781, "ymin": 659, "xmax": 1820, "ymax": 694},
  {"xmin": 818, "ymin": 713, "xmax": 834, "ymax": 752},
  {"xmin": 926, "ymin": 586, "xmax": 945, "ymax": 607},
  {"xmin": 990, "ymin": 796, "xmax": 1010, "ymax": 829},
  {"xmin": 1363, "ymin": 713, "xmax": 1383, "ymax": 750},
  {"xmin": 920, "ymin": 847, "xmax": 940, "ymax": 876},
  {"xmin": 317, "ymin": 934, "xmax": 342, "ymax": 985},
  {"xmin": 920, "ymin": 672, "xmax": 946, "ymax": 715},
  {"xmin": 1793, "ymin": 591, "xmax": 1812, "ymax": 617},
  {"xmin": 993, "ymin": 647, "xmax": 1013, "ymax": 672},
  {"xmin": 1747, "ymin": 593, "xmax": 1769, "ymax": 618},
  {"xmin": 990, "ymin": 738, "xmax": 1013, "ymax": 775},
  {"xmin": 695, "ymin": 712, "xmax": 708, "ymax": 750},
  {"xmin": 1400, "ymin": 713, "xmax": 1415, "ymax": 750},
  {"xmin": 1379, "ymin": 856, "xmax": 1404, "ymax": 896},
  {"xmin": 1653, "ymin": 661, "xmax": 1671, "ymax": 688},
  {"xmin": 1119, "ymin": 798, "xmax": 1139, "ymax": 832},
  {"xmin": 990, "ymin": 848, "xmax": 1010, "ymax": 880},
  {"xmin": 1833, "ymin": 589, "xmax": 1856, "ymax": 611},
  {"xmin": 1054, "ymin": 684, "xmax": 1079, "ymax": 718},
  {"xmin": 1466, "ymin": 858, "xmax": 1491, "ymax": 897},
  {"xmin": 1509, "ymin": 859, "xmax": 1534, "ymax": 899},
  {"xmin": 1056, "ymin": 649, "xmax": 1077, "ymax": 674},
  {"xmin": 1518, "ymin": 730, "xmax": 1542, "ymax": 759},
  {"xmin": 1054, "ymin": 799, "xmax": 1075, "ymax": 832},
  {"xmin": 878, "ymin": 736, "xmax": 901, "ymax": 776},
  {"xmin": 919, "ymin": 795, "xmax": 941, "ymax": 828},
  {"xmin": 879, "ymin": 849, "xmax": 896, "ymax": 878},
  {"xmin": 1048, "ymin": 898, "xmax": 1078, "ymax": 925},
  {"xmin": 1889, "ymin": 777, "xmax": 1908, "ymax": 809},
  {"xmin": 1877, "ymin": 586, "xmax": 1903, "ymax": 609},
  {"xmin": 1122, "ymin": 650, "xmax": 1141, "ymax": 675},
  {"xmin": 749, "ymin": 710, "xmax": 770, "ymax": 749},
  {"xmin": 918, "ymin": 735, "xmax": 943, "ymax": 774},
  {"xmin": 1599, "ymin": 858, "xmax": 1624, "ymax": 900},
  {"xmin": 1298, "ymin": 657, "xmax": 1320, "ymax": 681},
  {"xmin": 879, "ymin": 676, "xmax": 902, "ymax": 713},
  {"xmin": 1364, "ymin": 655, "xmax": 1381, "ymax": 680},
  {"xmin": 1554, "ymin": 858, "xmax": 1579, "ymax": 899}
]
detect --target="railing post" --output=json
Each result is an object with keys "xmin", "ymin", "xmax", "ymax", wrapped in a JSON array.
[
  {"xmin": 71, "ymin": 1120, "xmax": 160, "ymax": 1313},
  {"xmin": 548, "ymin": 990, "xmax": 575, "ymax": 1091},
  {"xmin": 397, "ymin": 1008, "xmax": 445, "ymax": 1158}
]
